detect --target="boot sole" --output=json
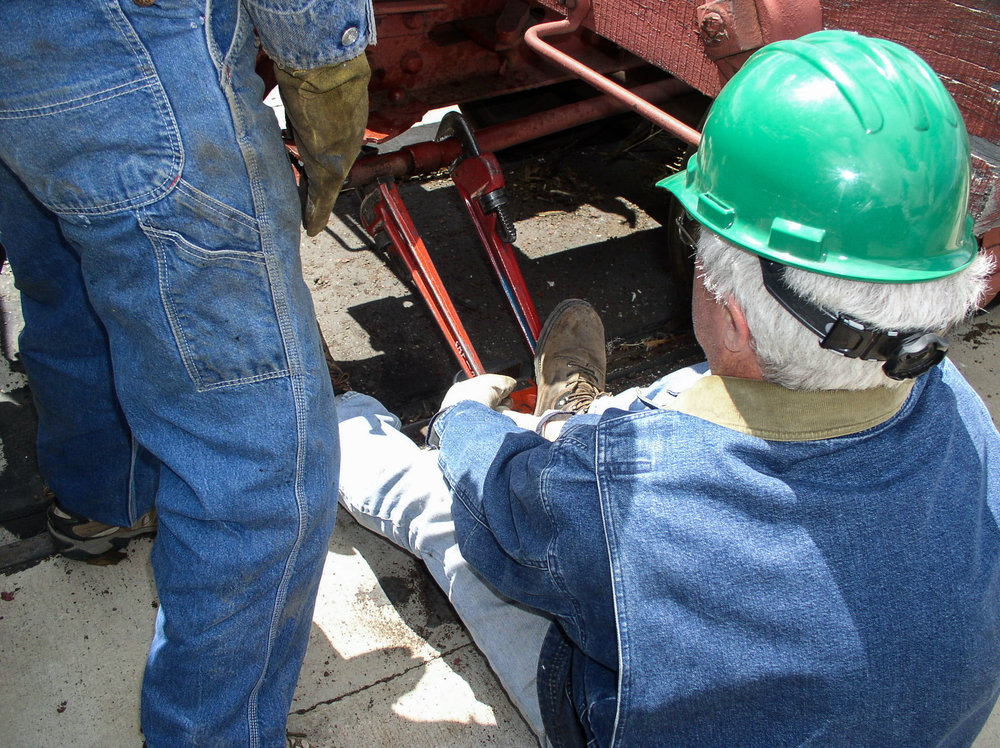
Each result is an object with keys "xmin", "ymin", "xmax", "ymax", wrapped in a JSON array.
[{"xmin": 533, "ymin": 299, "xmax": 605, "ymax": 415}]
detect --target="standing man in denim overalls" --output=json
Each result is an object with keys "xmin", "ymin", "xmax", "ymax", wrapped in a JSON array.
[{"xmin": 0, "ymin": 1, "xmax": 371, "ymax": 743}]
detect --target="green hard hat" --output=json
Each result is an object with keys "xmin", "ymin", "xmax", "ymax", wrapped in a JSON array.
[{"xmin": 658, "ymin": 30, "xmax": 977, "ymax": 282}]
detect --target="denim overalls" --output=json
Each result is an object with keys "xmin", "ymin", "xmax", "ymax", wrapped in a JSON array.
[{"xmin": 0, "ymin": 0, "xmax": 372, "ymax": 743}]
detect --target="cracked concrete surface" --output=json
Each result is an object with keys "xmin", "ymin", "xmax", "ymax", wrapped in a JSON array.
[{"xmin": 0, "ymin": 512, "xmax": 536, "ymax": 747}]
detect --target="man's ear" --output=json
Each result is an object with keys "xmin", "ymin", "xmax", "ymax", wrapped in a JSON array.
[{"xmin": 722, "ymin": 296, "xmax": 753, "ymax": 353}]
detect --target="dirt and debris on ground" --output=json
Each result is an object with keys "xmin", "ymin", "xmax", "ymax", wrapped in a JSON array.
[{"xmin": 305, "ymin": 115, "xmax": 700, "ymax": 424}]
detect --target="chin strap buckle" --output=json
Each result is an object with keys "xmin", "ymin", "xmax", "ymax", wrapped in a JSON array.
[{"xmin": 759, "ymin": 258, "xmax": 948, "ymax": 380}]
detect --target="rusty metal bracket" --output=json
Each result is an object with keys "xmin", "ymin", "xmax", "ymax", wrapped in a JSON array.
[{"xmin": 696, "ymin": 0, "xmax": 822, "ymax": 61}]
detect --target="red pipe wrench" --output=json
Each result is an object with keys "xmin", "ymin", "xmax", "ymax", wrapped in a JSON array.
[
  {"xmin": 436, "ymin": 111, "xmax": 542, "ymax": 353},
  {"xmin": 360, "ymin": 178, "xmax": 485, "ymax": 379},
  {"xmin": 359, "ymin": 113, "xmax": 540, "ymax": 412}
]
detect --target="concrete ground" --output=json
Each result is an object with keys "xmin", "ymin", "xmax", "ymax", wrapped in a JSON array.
[{"xmin": 2, "ymin": 109, "xmax": 1000, "ymax": 746}]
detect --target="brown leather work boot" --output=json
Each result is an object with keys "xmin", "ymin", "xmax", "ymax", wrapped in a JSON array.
[{"xmin": 533, "ymin": 299, "xmax": 608, "ymax": 416}]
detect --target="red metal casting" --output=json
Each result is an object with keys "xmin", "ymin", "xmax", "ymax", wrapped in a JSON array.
[
  {"xmin": 756, "ymin": 0, "xmax": 823, "ymax": 44},
  {"xmin": 696, "ymin": 0, "xmax": 821, "ymax": 59},
  {"xmin": 523, "ymin": 0, "xmax": 702, "ymax": 146},
  {"xmin": 366, "ymin": 0, "xmax": 649, "ymax": 142},
  {"xmin": 696, "ymin": 0, "xmax": 822, "ymax": 79}
]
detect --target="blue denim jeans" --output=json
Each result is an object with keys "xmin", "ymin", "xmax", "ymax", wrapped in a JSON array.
[
  {"xmin": 0, "ymin": 1, "xmax": 340, "ymax": 744},
  {"xmin": 334, "ymin": 392, "xmax": 553, "ymax": 743}
]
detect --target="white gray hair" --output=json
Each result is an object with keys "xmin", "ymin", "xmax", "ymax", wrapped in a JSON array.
[{"xmin": 695, "ymin": 231, "xmax": 994, "ymax": 390}]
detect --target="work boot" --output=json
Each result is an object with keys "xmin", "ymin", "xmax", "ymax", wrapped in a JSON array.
[
  {"xmin": 47, "ymin": 499, "xmax": 157, "ymax": 560},
  {"xmin": 533, "ymin": 299, "xmax": 608, "ymax": 416}
]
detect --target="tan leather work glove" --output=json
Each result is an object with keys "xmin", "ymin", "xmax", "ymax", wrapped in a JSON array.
[
  {"xmin": 274, "ymin": 53, "xmax": 370, "ymax": 236},
  {"xmin": 439, "ymin": 374, "xmax": 518, "ymax": 412}
]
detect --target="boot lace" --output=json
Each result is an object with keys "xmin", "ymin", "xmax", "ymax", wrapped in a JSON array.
[{"xmin": 553, "ymin": 359, "xmax": 606, "ymax": 413}]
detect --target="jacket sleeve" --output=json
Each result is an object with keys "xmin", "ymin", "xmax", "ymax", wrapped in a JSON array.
[
  {"xmin": 431, "ymin": 401, "xmax": 602, "ymax": 620},
  {"xmin": 242, "ymin": 0, "xmax": 375, "ymax": 70}
]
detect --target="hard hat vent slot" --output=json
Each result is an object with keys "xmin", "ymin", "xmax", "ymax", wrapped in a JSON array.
[
  {"xmin": 696, "ymin": 192, "xmax": 736, "ymax": 230},
  {"xmin": 768, "ymin": 217, "xmax": 826, "ymax": 261}
]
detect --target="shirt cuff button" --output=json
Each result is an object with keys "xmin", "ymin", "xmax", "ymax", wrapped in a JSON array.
[{"xmin": 341, "ymin": 26, "xmax": 359, "ymax": 46}]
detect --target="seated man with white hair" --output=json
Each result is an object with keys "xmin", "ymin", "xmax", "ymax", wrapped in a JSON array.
[{"xmin": 336, "ymin": 30, "xmax": 1000, "ymax": 747}]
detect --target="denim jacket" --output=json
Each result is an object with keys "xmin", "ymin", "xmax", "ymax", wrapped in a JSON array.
[
  {"xmin": 243, "ymin": 0, "xmax": 374, "ymax": 70},
  {"xmin": 431, "ymin": 360, "xmax": 1000, "ymax": 747}
]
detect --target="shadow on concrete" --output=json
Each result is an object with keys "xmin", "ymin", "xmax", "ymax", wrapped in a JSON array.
[
  {"xmin": 327, "ymin": 511, "xmax": 461, "ymax": 646},
  {"xmin": 0, "ymin": 374, "xmax": 47, "ymax": 541},
  {"xmin": 297, "ymin": 510, "xmax": 533, "ymax": 744},
  {"xmin": 293, "ymin": 626, "xmax": 532, "ymax": 745},
  {"xmin": 329, "ymin": 184, "xmax": 688, "ymax": 419}
]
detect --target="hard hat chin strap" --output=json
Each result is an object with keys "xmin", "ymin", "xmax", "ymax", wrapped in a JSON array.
[{"xmin": 758, "ymin": 258, "xmax": 948, "ymax": 380}]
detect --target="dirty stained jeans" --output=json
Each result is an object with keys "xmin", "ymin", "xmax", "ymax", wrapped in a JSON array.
[{"xmin": 0, "ymin": 1, "xmax": 339, "ymax": 744}]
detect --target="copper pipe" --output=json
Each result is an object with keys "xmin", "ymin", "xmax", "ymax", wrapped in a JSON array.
[
  {"xmin": 523, "ymin": 0, "xmax": 701, "ymax": 146},
  {"xmin": 346, "ymin": 78, "xmax": 692, "ymax": 187}
]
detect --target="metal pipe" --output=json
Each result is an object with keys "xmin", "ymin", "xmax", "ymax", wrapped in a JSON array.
[
  {"xmin": 523, "ymin": 0, "xmax": 701, "ymax": 146},
  {"xmin": 345, "ymin": 78, "xmax": 692, "ymax": 187},
  {"xmin": 374, "ymin": 2, "xmax": 447, "ymax": 15}
]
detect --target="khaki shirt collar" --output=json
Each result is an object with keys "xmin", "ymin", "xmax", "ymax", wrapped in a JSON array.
[{"xmin": 669, "ymin": 375, "xmax": 915, "ymax": 442}]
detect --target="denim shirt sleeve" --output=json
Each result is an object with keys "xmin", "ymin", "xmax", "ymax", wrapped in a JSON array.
[
  {"xmin": 242, "ymin": 0, "xmax": 375, "ymax": 70},
  {"xmin": 432, "ymin": 401, "xmax": 599, "ymax": 620}
]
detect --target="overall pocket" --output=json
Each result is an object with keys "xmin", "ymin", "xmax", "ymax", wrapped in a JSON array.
[
  {"xmin": 143, "ymin": 202, "xmax": 290, "ymax": 392},
  {"xmin": 0, "ymin": 0, "xmax": 182, "ymax": 215}
]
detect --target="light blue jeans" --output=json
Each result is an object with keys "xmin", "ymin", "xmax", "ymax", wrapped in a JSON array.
[
  {"xmin": 0, "ymin": 1, "xmax": 341, "ymax": 744},
  {"xmin": 335, "ymin": 391, "xmax": 552, "ymax": 742}
]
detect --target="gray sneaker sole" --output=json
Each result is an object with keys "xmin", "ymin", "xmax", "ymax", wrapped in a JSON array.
[{"xmin": 47, "ymin": 523, "xmax": 156, "ymax": 561}]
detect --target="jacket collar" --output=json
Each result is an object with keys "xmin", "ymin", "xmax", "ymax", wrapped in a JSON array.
[{"xmin": 670, "ymin": 375, "xmax": 915, "ymax": 441}]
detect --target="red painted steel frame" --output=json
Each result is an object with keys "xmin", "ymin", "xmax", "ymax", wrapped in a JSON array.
[
  {"xmin": 345, "ymin": 78, "xmax": 692, "ymax": 188},
  {"xmin": 524, "ymin": 0, "xmax": 702, "ymax": 146}
]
